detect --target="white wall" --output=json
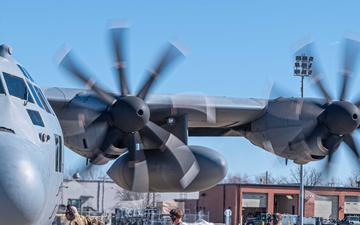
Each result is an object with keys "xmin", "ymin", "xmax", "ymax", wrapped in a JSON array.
[{"xmin": 60, "ymin": 179, "xmax": 199, "ymax": 214}]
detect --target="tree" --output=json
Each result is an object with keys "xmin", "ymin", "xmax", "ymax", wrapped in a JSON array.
[
  {"xmin": 289, "ymin": 166, "xmax": 324, "ymax": 186},
  {"xmin": 326, "ymin": 176, "xmax": 342, "ymax": 187},
  {"xmin": 273, "ymin": 175, "xmax": 291, "ymax": 184},
  {"xmin": 255, "ymin": 172, "xmax": 275, "ymax": 184},
  {"xmin": 341, "ymin": 170, "xmax": 360, "ymax": 187},
  {"xmin": 222, "ymin": 173, "xmax": 250, "ymax": 184}
]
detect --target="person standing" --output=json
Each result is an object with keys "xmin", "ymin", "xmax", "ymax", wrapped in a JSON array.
[
  {"xmin": 169, "ymin": 208, "xmax": 185, "ymax": 225},
  {"xmin": 65, "ymin": 205, "xmax": 87, "ymax": 225},
  {"xmin": 268, "ymin": 213, "xmax": 282, "ymax": 225}
]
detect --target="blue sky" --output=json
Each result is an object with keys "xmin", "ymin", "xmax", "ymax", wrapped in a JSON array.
[{"xmin": 2, "ymin": 1, "xmax": 360, "ymax": 181}]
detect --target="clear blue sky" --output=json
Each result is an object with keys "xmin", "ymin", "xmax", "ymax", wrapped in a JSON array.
[{"xmin": 2, "ymin": 1, "xmax": 360, "ymax": 181}]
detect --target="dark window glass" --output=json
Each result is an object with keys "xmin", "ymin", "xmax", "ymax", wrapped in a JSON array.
[
  {"xmin": 34, "ymin": 86, "xmax": 51, "ymax": 114},
  {"xmin": 17, "ymin": 65, "xmax": 35, "ymax": 82},
  {"xmin": 0, "ymin": 76, "xmax": 5, "ymax": 94},
  {"xmin": 3, "ymin": 72, "xmax": 34, "ymax": 103},
  {"xmin": 27, "ymin": 82, "xmax": 44, "ymax": 109},
  {"xmin": 26, "ymin": 109, "xmax": 44, "ymax": 127},
  {"xmin": 55, "ymin": 134, "xmax": 64, "ymax": 173}
]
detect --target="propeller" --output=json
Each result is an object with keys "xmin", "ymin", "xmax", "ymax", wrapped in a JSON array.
[
  {"xmin": 57, "ymin": 24, "xmax": 200, "ymax": 189},
  {"xmin": 294, "ymin": 34, "xmax": 360, "ymax": 171}
]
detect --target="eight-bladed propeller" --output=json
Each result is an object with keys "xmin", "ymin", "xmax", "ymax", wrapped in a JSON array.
[
  {"xmin": 57, "ymin": 25, "xmax": 200, "ymax": 188},
  {"xmin": 294, "ymin": 34, "xmax": 360, "ymax": 170}
]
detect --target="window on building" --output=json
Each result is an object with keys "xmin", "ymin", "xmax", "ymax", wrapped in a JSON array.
[{"xmin": 68, "ymin": 199, "xmax": 81, "ymax": 210}]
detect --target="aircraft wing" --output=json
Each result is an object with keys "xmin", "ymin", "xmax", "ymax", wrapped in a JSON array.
[
  {"xmin": 42, "ymin": 86, "xmax": 267, "ymax": 192},
  {"xmin": 42, "ymin": 86, "xmax": 267, "ymax": 138}
]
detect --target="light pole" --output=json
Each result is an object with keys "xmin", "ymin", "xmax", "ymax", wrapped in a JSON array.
[
  {"xmin": 294, "ymin": 53, "xmax": 313, "ymax": 225},
  {"xmin": 102, "ymin": 184, "xmax": 114, "ymax": 215},
  {"xmin": 101, "ymin": 178, "xmax": 106, "ymax": 214},
  {"xmin": 294, "ymin": 54, "xmax": 313, "ymax": 98}
]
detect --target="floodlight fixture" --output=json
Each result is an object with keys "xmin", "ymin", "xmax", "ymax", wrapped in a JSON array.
[{"xmin": 294, "ymin": 54, "xmax": 313, "ymax": 78}]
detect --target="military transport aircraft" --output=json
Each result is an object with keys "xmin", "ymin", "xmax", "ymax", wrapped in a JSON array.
[{"xmin": 1, "ymin": 24, "xmax": 360, "ymax": 224}]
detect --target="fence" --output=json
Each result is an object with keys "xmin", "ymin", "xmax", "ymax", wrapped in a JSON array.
[
  {"xmin": 54, "ymin": 212, "xmax": 210, "ymax": 225},
  {"xmin": 112, "ymin": 212, "xmax": 210, "ymax": 225}
]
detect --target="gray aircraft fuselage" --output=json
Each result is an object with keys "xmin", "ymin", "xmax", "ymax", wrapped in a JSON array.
[{"xmin": 0, "ymin": 44, "xmax": 64, "ymax": 225}]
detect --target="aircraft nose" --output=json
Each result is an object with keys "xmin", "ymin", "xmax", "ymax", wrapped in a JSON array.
[{"xmin": 0, "ymin": 133, "xmax": 46, "ymax": 225}]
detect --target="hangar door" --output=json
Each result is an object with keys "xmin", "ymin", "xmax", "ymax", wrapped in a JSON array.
[
  {"xmin": 314, "ymin": 195, "xmax": 338, "ymax": 219},
  {"xmin": 242, "ymin": 193, "xmax": 267, "ymax": 217},
  {"xmin": 344, "ymin": 196, "xmax": 360, "ymax": 215}
]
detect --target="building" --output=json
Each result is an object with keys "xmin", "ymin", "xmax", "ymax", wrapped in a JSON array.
[
  {"xmin": 183, "ymin": 183, "xmax": 360, "ymax": 225},
  {"xmin": 58, "ymin": 179, "xmax": 360, "ymax": 225},
  {"xmin": 59, "ymin": 179, "xmax": 199, "ymax": 215}
]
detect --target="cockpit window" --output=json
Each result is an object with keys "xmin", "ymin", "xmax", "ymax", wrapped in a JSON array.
[
  {"xmin": 3, "ymin": 72, "xmax": 34, "ymax": 103},
  {"xmin": 26, "ymin": 109, "xmax": 44, "ymax": 127},
  {"xmin": 27, "ymin": 82, "xmax": 44, "ymax": 110},
  {"xmin": 17, "ymin": 65, "xmax": 35, "ymax": 82},
  {"xmin": 0, "ymin": 75, "xmax": 5, "ymax": 95},
  {"xmin": 34, "ymin": 85, "xmax": 53, "ymax": 114}
]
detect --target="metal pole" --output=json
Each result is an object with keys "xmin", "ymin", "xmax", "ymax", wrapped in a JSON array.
[
  {"xmin": 299, "ymin": 76, "xmax": 304, "ymax": 225},
  {"xmin": 295, "ymin": 54, "xmax": 311, "ymax": 225},
  {"xmin": 300, "ymin": 164, "xmax": 304, "ymax": 225},
  {"xmin": 102, "ymin": 178, "xmax": 105, "ymax": 214}
]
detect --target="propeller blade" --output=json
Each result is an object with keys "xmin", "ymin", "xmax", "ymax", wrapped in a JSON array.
[
  {"xmin": 56, "ymin": 47, "xmax": 116, "ymax": 106},
  {"xmin": 292, "ymin": 39, "xmax": 333, "ymax": 104},
  {"xmin": 124, "ymin": 133, "xmax": 149, "ymax": 192},
  {"xmin": 139, "ymin": 121, "xmax": 200, "ymax": 188},
  {"xmin": 340, "ymin": 36, "xmax": 360, "ymax": 101},
  {"xmin": 99, "ymin": 126, "xmax": 124, "ymax": 153},
  {"xmin": 83, "ymin": 111, "xmax": 112, "ymax": 130},
  {"xmin": 110, "ymin": 26, "xmax": 130, "ymax": 96},
  {"xmin": 322, "ymin": 134, "xmax": 343, "ymax": 164},
  {"xmin": 312, "ymin": 75, "xmax": 333, "ymax": 105},
  {"xmin": 123, "ymin": 133, "xmax": 139, "ymax": 164},
  {"xmin": 170, "ymin": 93, "xmax": 217, "ymax": 124},
  {"xmin": 343, "ymin": 133, "xmax": 360, "ymax": 159},
  {"xmin": 137, "ymin": 42, "xmax": 185, "ymax": 100}
]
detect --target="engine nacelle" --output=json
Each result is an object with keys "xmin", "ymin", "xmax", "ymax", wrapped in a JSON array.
[{"xmin": 107, "ymin": 145, "xmax": 228, "ymax": 192}]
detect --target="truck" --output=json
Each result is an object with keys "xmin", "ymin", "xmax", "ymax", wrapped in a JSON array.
[
  {"xmin": 246, "ymin": 214, "xmax": 299, "ymax": 225},
  {"xmin": 339, "ymin": 216, "xmax": 360, "ymax": 225},
  {"xmin": 246, "ymin": 213, "xmax": 270, "ymax": 225}
]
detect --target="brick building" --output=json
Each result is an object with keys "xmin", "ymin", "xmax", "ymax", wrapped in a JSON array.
[{"xmin": 183, "ymin": 184, "xmax": 360, "ymax": 225}]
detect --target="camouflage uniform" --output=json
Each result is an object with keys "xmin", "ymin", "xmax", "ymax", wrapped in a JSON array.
[
  {"xmin": 85, "ymin": 215, "xmax": 105, "ymax": 225},
  {"xmin": 70, "ymin": 214, "xmax": 87, "ymax": 225}
]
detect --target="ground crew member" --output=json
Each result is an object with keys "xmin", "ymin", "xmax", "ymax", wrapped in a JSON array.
[
  {"xmin": 268, "ymin": 213, "xmax": 282, "ymax": 225},
  {"xmin": 65, "ymin": 205, "xmax": 87, "ymax": 225},
  {"xmin": 169, "ymin": 208, "xmax": 185, "ymax": 225}
]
